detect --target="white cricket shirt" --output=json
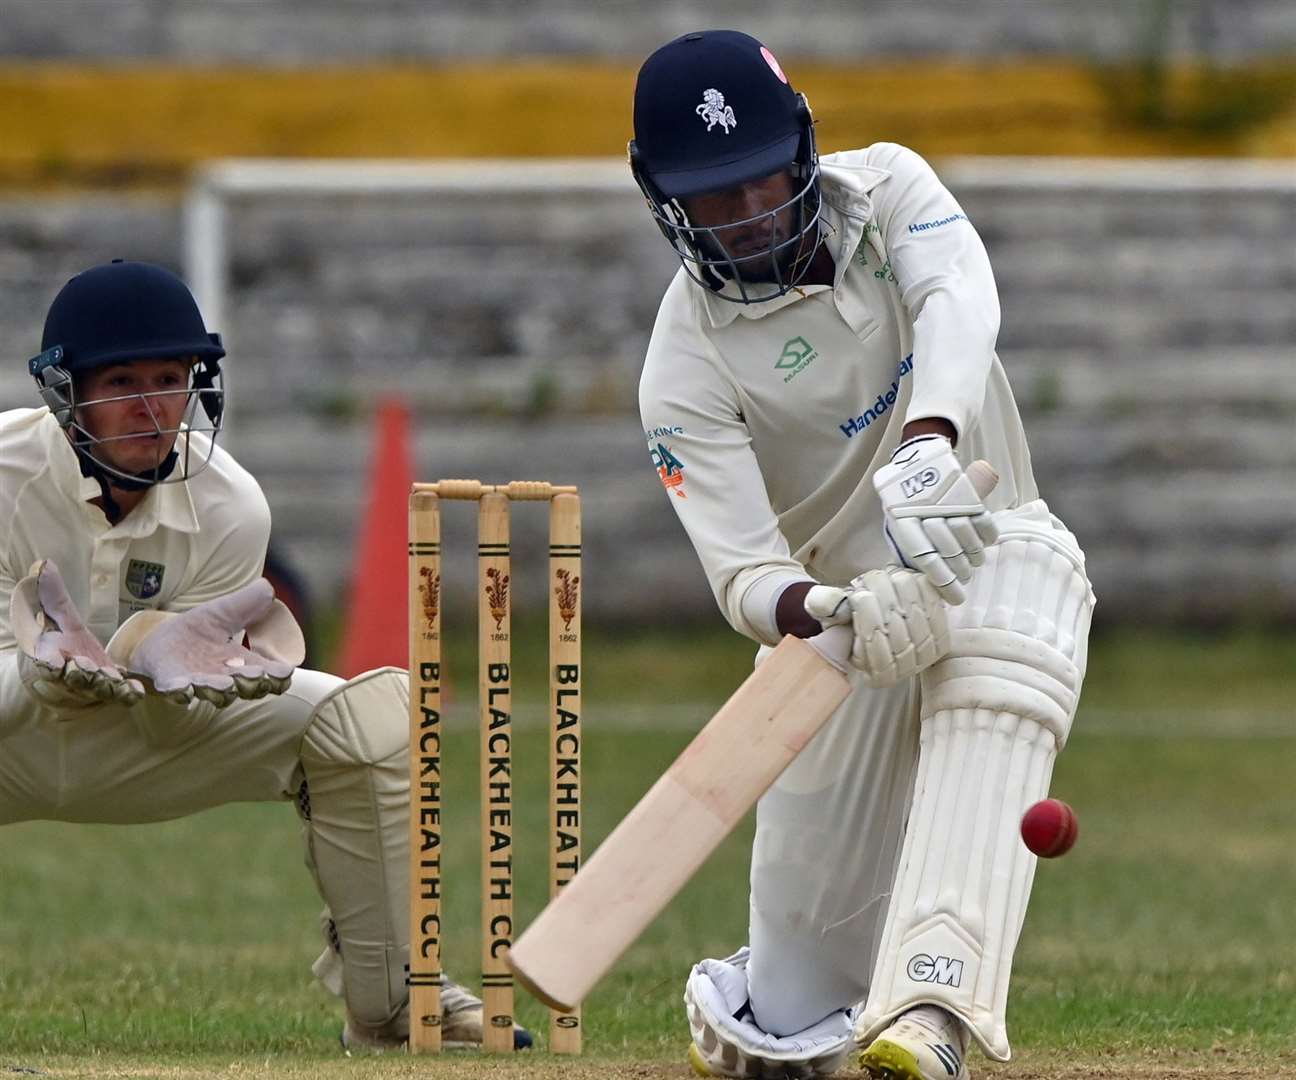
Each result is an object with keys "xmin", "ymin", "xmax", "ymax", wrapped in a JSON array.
[{"xmin": 639, "ymin": 143, "xmax": 1037, "ymax": 645}]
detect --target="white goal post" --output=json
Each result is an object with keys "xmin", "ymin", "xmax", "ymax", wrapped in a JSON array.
[{"xmin": 182, "ymin": 158, "xmax": 639, "ymax": 343}]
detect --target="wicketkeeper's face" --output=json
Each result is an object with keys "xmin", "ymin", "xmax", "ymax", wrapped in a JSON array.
[{"xmin": 74, "ymin": 357, "xmax": 196, "ymax": 474}]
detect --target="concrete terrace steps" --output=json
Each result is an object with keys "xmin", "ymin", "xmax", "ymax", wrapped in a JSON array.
[
  {"xmin": 232, "ymin": 414, "xmax": 713, "ymax": 621},
  {"xmin": 1006, "ymin": 346, "xmax": 1296, "ymax": 412},
  {"xmin": 0, "ymin": 160, "xmax": 1292, "ymax": 622},
  {"xmin": 1, "ymin": 1, "xmax": 1290, "ymax": 62}
]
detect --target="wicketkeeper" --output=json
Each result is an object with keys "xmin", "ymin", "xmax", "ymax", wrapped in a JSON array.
[
  {"xmin": 631, "ymin": 31, "xmax": 1096, "ymax": 1080},
  {"xmin": 0, "ymin": 260, "xmax": 531, "ymax": 1051}
]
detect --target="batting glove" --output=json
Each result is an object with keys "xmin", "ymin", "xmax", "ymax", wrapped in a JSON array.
[
  {"xmin": 804, "ymin": 567, "xmax": 951, "ymax": 687},
  {"xmin": 873, "ymin": 435, "xmax": 999, "ymax": 605}
]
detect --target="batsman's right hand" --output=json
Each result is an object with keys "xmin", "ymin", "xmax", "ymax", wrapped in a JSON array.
[
  {"xmin": 873, "ymin": 443, "xmax": 1001, "ymax": 605},
  {"xmin": 10, "ymin": 559, "xmax": 145, "ymax": 712}
]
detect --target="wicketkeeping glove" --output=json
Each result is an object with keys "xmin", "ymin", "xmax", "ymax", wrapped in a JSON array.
[
  {"xmin": 804, "ymin": 567, "xmax": 951, "ymax": 688},
  {"xmin": 872, "ymin": 436, "xmax": 1000, "ymax": 604},
  {"xmin": 107, "ymin": 579, "xmax": 304, "ymax": 708},
  {"xmin": 10, "ymin": 559, "xmax": 145, "ymax": 712}
]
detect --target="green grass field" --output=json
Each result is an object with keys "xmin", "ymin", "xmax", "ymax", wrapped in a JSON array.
[{"xmin": 0, "ymin": 626, "xmax": 1293, "ymax": 1078}]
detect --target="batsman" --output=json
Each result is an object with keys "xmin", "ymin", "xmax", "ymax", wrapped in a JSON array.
[
  {"xmin": 632, "ymin": 31, "xmax": 1096, "ymax": 1080},
  {"xmin": 0, "ymin": 260, "xmax": 530, "ymax": 1051}
]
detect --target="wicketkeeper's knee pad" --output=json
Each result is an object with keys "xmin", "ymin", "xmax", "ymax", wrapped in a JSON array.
[
  {"xmin": 300, "ymin": 667, "xmax": 410, "ymax": 1026},
  {"xmin": 301, "ymin": 666, "xmax": 409, "ymax": 769},
  {"xmin": 855, "ymin": 506, "xmax": 1095, "ymax": 1062}
]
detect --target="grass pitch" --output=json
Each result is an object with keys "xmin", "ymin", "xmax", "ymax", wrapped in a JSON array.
[{"xmin": 0, "ymin": 627, "xmax": 1293, "ymax": 1078}]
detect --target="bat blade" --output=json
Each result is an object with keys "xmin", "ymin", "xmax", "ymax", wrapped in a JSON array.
[{"xmin": 509, "ymin": 632, "xmax": 851, "ymax": 1011}]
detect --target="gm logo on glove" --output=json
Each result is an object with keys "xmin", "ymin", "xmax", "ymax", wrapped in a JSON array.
[{"xmin": 899, "ymin": 467, "xmax": 941, "ymax": 500}]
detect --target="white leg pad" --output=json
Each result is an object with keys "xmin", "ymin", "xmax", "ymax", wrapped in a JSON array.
[
  {"xmin": 855, "ymin": 507, "xmax": 1095, "ymax": 1062},
  {"xmin": 300, "ymin": 666, "xmax": 410, "ymax": 1027},
  {"xmin": 686, "ymin": 947, "xmax": 853, "ymax": 1078}
]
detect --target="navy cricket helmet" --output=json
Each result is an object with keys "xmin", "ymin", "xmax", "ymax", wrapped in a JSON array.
[
  {"xmin": 629, "ymin": 30, "xmax": 823, "ymax": 302},
  {"xmin": 28, "ymin": 260, "xmax": 227, "ymax": 487}
]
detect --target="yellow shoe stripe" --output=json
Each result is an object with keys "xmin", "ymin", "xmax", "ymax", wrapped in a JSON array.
[
  {"xmin": 859, "ymin": 1038, "xmax": 925, "ymax": 1080},
  {"xmin": 687, "ymin": 1042, "xmax": 714, "ymax": 1077}
]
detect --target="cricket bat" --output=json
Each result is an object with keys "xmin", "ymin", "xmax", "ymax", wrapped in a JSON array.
[
  {"xmin": 508, "ymin": 627, "xmax": 853, "ymax": 1012},
  {"xmin": 508, "ymin": 460, "xmax": 999, "ymax": 1012}
]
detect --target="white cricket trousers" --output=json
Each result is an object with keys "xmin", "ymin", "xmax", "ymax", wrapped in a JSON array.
[
  {"xmin": 0, "ymin": 666, "xmax": 413, "ymax": 1027},
  {"xmin": 0, "ymin": 668, "xmax": 343, "ymax": 823},
  {"xmin": 746, "ymin": 665, "xmax": 920, "ymax": 1037}
]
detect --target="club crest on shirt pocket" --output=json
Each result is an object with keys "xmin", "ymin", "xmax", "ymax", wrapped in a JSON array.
[{"xmin": 125, "ymin": 559, "xmax": 165, "ymax": 600}]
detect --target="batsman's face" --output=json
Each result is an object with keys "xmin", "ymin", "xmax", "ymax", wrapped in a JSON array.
[
  {"xmin": 681, "ymin": 169, "xmax": 804, "ymax": 283},
  {"xmin": 75, "ymin": 358, "xmax": 195, "ymax": 474}
]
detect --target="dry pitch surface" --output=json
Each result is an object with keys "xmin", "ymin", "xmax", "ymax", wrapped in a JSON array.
[{"xmin": 12, "ymin": 1048, "xmax": 1296, "ymax": 1079}]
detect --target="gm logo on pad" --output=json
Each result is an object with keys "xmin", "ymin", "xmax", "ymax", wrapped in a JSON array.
[{"xmin": 906, "ymin": 953, "xmax": 964, "ymax": 987}]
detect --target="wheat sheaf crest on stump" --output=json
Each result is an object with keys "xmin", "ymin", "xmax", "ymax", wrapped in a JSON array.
[
  {"xmin": 419, "ymin": 566, "xmax": 440, "ymax": 629},
  {"xmin": 486, "ymin": 566, "xmax": 510, "ymax": 629},
  {"xmin": 554, "ymin": 568, "xmax": 580, "ymax": 631}
]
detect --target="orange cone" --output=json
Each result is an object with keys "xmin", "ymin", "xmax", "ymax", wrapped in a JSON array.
[{"xmin": 337, "ymin": 396, "xmax": 415, "ymax": 677}]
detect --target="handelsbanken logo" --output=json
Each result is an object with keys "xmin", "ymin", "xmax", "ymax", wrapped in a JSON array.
[
  {"xmin": 839, "ymin": 354, "xmax": 913, "ymax": 438},
  {"xmin": 908, "ymin": 212, "xmax": 968, "ymax": 234}
]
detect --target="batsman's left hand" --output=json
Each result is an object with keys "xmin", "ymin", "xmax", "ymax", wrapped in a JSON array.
[
  {"xmin": 804, "ymin": 567, "xmax": 950, "ymax": 687},
  {"xmin": 115, "ymin": 579, "xmax": 304, "ymax": 708},
  {"xmin": 873, "ymin": 436, "xmax": 1000, "ymax": 605}
]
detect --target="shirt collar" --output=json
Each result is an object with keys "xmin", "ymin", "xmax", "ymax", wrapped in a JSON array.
[
  {"xmin": 698, "ymin": 157, "xmax": 892, "ymax": 330},
  {"xmin": 134, "ymin": 470, "xmax": 201, "ymax": 536}
]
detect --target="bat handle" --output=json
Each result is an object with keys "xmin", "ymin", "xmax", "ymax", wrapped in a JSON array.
[{"xmin": 967, "ymin": 458, "xmax": 998, "ymax": 500}]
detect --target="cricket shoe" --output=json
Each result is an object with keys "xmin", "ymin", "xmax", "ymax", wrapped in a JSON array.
[
  {"xmin": 857, "ymin": 1005, "xmax": 969, "ymax": 1080},
  {"xmin": 439, "ymin": 977, "xmax": 534, "ymax": 1050},
  {"xmin": 341, "ymin": 977, "xmax": 534, "ymax": 1052},
  {"xmin": 686, "ymin": 1041, "xmax": 717, "ymax": 1076},
  {"xmin": 687, "ymin": 1040, "xmax": 744, "ymax": 1077},
  {"xmin": 685, "ymin": 946, "xmax": 853, "ymax": 1078}
]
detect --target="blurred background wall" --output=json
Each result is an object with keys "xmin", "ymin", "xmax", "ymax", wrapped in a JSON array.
[
  {"xmin": 0, "ymin": 0, "xmax": 1291, "ymax": 63},
  {"xmin": 0, "ymin": 0, "xmax": 1292, "ymax": 647}
]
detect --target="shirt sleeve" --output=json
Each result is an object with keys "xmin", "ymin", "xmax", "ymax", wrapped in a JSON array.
[
  {"xmin": 868, "ymin": 142, "xmax": 1001, "ymax": 444},
  {"xmin": 639, "ymin": 287, "xmax": 812, "ymax": 646}
]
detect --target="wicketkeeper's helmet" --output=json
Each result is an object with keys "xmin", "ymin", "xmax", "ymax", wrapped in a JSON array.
[{"xmin": 28, "ymin": 260, "xmax": 226, "ymax": 486}]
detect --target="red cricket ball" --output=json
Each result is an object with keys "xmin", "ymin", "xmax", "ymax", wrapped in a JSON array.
[{"xmin": 1020, "ymin": 798, "xmax": 1078, "ymax": 858}]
